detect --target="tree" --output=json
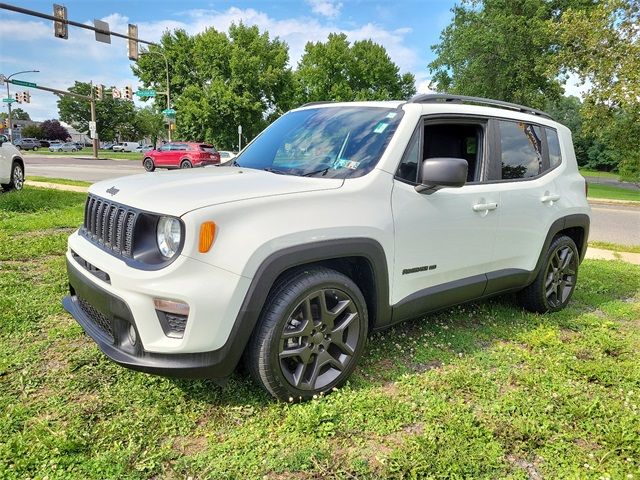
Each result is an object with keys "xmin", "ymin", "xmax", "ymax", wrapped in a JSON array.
[
  {"xmin": 553, "ymin": 0, "xmax": 639, "ymax": 182},
  {"xmin": 20, "ymin": 123, "xmax": 43, "ymax": 139},
  {"xmin": 40, "ymin": 120, "xmax": 69, "ymax": 141},
  {"xmin": 296, "ymin": 33, "xmax": 416, "ymax": 103},
  {"xmin": 429, "ymin": 0, "xmax": 595, "ymax": 109},
  {"xmin": 57, "ymin": 81, "xmax": 136, "ymax": 141},
  {"xmin": 133, "ymin": 23, "xmax": 294, "ymax": 149},
  {"xmin": 134, "ymin": 107, "xmax": 165, "ymax": 146},
  {"xmin": 0, "ymin": 108, "xmax": 31, "ymax": 121}
]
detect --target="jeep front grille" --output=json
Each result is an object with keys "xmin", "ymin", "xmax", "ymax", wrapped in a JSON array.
[{"xmin": 81, "ymin": 195, "xmax": 138, "ymax": 258}]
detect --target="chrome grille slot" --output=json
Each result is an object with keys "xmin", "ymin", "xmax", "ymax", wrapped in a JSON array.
[{"xmin": 81, "ymin": 195, "xmax": 139, "ymax": 259}]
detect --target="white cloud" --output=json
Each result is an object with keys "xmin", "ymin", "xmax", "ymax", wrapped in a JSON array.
[
  {"xmin": 1, "ymin": 6, "xmax": 424, "ymax": 120},
  {"xmin": 306, "ymin": 0, "xmax": 343, "ymax": 19}
]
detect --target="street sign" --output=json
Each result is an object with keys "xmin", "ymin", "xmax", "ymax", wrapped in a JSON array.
[
  {"xmin": 238, "ymin": 125, "xmax": 242, "ymax": 134},
  {"xmin": 162, "ymin": 108, "xmax": 176, "ymax": 116},
  {"xmin": 11, "ymin": 79, "xmax": 37, "ymax": 88},
  {"xmin": 2, "ymin": 98, "xmax": 16, "ymax": 103},
  {"xmin": 136, "ymin": 89, "xmax": 156, "ymax": 97},
  {"xmin": 94, "ymin": 19, "xmax": 111, "ymax": 44}
]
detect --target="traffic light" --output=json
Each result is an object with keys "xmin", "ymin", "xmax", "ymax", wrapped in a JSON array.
[
  {"xmin": 23, "ymin": 92, "xmax": 31, "ymax": 104},
  {"xmin": 14, "ymin": 93, "xmax": 22, "ymax": 104},
  {"xmin": 53, "ymin": 4, "xmax": 68, "ymax": 39},
  {"xmin": 95, "ymin": 84, "xmax": 104, "ymax": 100},
  {"xmin": 128, "ymin": 24, "xmax": 139, "ymax": 61},
  {"xmin": 123, "ymin": 85, "xmax": 133, "ymax": 100}
]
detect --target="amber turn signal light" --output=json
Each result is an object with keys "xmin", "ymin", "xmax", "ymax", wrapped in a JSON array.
[{"xmin": 198, "ymin": 221, "xmax": 216, "ymax": 253}]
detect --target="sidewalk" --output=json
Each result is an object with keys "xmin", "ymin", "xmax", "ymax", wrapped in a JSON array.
[
  {"xmin": 585, "ymin": 247, "xmax": 640, "ymax": 265},
  {"xmin": 25, "ymin": 180, "xmax": 89, "ymax": 193}
]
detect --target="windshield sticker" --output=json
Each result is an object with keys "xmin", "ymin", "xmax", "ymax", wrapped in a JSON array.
[
  {"xmin": 385, "ymin": 112, "xmax": 397, "ymax": 119},
  {"xmin": 346, "ymin": 161, "xmax": 360, "ymax": 170},
  {"xmin": 373, "ymin": 122, "xmax": 389, "ymax": 134}
]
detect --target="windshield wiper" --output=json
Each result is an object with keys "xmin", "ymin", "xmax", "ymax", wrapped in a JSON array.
[{"xmin": 302, "ymin": 167, "xmax": 330, "ymax": 177}]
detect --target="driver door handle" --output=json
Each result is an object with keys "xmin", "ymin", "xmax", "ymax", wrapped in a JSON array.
[{"xmin": 472, "ymin": 202, "xmax": 498, "ymax": 212}]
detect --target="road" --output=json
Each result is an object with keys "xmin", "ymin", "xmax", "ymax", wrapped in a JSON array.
[
  {"xmin": 23, "ymin": 155, "xmax": 640, "ymax": 246},
  {"xmin": 24, "ymin": 155, "xmax": 143, "ymax": 182}
]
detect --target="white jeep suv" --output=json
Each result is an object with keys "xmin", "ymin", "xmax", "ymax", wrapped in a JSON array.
[
  {"xmin": 63, "ymin": 95, "xmax": 590, "ymax": 401},
  {"xmin": 0, "ymin": 134, "xmax": 25, "ymax": 191}
]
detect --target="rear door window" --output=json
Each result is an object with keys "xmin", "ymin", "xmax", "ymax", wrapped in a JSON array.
[{"xmin": 498, "ymin": 120, "xmax": 544, "ymax": 179}]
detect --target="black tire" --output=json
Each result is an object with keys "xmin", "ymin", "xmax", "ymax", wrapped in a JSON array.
[
  {"xmin": 246, "ymin": 266, "xmax": 368, "ymax": 402},
  {"xmin": 517, "ymin": 235, "xmax": 579, "ymax": 313},
  {"xmin": 2, "ymin": 161, "xmax": 25, "ymax": 191},
  {"xmin": 180, "ymin": 160, "xmax": 192, "ymax": 169},
  {"xmin": 143, "ymin": 157, "xmax": 155, "ymax": 172}
]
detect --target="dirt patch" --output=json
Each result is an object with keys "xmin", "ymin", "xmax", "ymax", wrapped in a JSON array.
[
  {"xmin": 12, "ymin": 227, "xmax": 76, "ymax": 238},
  {"xmin": 172, "ymin": 435, "xmax": 208, "ymax": 456},
  {"xmin": 411, "ymin": 359, "xmax": 443, "ymax": 373},
  {"xmin": 506, "ymin": 454, "xmax": 543, "ymax": 480}
]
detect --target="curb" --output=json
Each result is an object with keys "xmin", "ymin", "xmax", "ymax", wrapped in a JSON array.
[
  {"xmin": 25, "ymin": 180, "xmax": 89, "ymax": 193},
  {"xmin": 588, "ymin": 198, "xmax": 640, "ymax": 207}
]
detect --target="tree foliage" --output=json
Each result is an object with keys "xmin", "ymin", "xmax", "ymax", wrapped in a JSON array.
[
  {"xmin": 296, "ymin": 33, "xmax": 416, "ymax": 103},
  {"xmin": 429, "ymin": 0, "xmax": 594, "ymax": 109},
  {"xmin": 20, "ymin": 124, "xmax": 43, "ymax": 139},
  {"xmin": 40, "ymin": 120, "xmax": 69, "ymax": 141},
  {"xmin": 57, "ymin": 82, "xmax": 137, "ymax": 141},
  {"xmin": 0, "ymin": 108, "xmax": 31, "ymax": 121},
  {"xmin": 133, "ymin": 23, "xmax": 294, "ymax": 150},
  {"xmin": 553, "ymin": 0, "xmax": 639, "ymax": 182}
]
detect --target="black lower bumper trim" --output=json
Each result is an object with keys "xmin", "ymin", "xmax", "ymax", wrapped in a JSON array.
[{"xmin": 63, "ymin": 258, "xmax": 236, "ymax": 381}]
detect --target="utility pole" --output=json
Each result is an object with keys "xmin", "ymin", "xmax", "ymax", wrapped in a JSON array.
[
  {"xmin": 139, "ymin": 50, "xmax": 171, "ymax": 141},
  {"xmin": 89, "ymin": 81, "xmax": 98, "ymax": 159},
  {"xmin": 4, "ymin": 70, "xmax": 39, "ymax": 142},
  {"xmin": 238, "ymin": 124, "xmax": 242, "ymax": 152}
]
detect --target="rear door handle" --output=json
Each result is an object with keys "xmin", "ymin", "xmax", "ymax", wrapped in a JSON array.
[
  {"xmin": 540, "ymin": 194, "xmax": 561, "ymax": 203},
  {"xmin": 472, "ymin": 202, "xmax": 498, "ymax": 212}
]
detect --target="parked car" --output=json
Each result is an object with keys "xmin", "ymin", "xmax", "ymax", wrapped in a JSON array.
[
  {"xmin": 134, "ymin": 144, "xmax": 153, "ymax": 153},
  {"xmin": 0, "ymin": 134, "xmax": 24, "ymax": 191},
  {"xmin": 49, "ymin": 142, "xmax": 78, "ymax": 152},
  {"xmin": 73, "ymin": 142, "xmax": 85, "ymax": 150},
  {"xmin": 13, "ymin": 137, "xmax": 40, "ymax": 151},
  {"xmin": 142, "ymin": 142, "xmax": 221, "ymax": 171},
  {"xmin": 218, "ymin": 150, "xmax": 237, "ymax": 164},
  {"xmin": 38, "ymin": 140, "xmax": 50, "ymax": 148},
  {"xmin": 113, "ymin": 142, "xmax": 140, "ymax": 152},
  {"xmin": 101, "ymin": 142, "xmax": 114, "ymax": 150},
  {"xmin": 63, "ymin": 95, "xmax": 591, "ymax": 401}
]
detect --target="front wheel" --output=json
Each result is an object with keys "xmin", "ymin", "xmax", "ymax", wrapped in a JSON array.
[
  {"xmin": 1, "ymin": 161, "xmax": 24, "ymax": 191},
  {"xmin": 246, "ymin": 267, "xmax": 368, "ymax": 401},
  {"xmin": 143, "ymin": 157, "xmax": 155, "ymax": 172},
  {"xmin": 517, "ymin": 235, "xmax": 579, "ymax": 313},
  {"xmin": 33, "ymin": 147, "xmax": 38, "ymax": 151}
]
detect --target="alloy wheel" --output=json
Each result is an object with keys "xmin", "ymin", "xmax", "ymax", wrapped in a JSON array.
[
  {"xmin": 13, "ymin": 165, "xmax": 24, "ymax": 190},
  {"xmin": 545, "ymin": 244, "xmax": 577, "ymax": 308},
  {"xmin": 278, "ymin": 288, "xmax": 360, "ymax": 391}
]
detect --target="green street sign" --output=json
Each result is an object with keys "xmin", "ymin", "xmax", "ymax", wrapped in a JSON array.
[
  {"xmin": 162, "ymin": 108, "xmax": 176, "ymax": 116},
  {"xmin": 11, "ymin": 79, "xmax": 36, "ymax": 88},
  {"xmin": 2, "ymin": 98, "xmax": 16, "ymax": 103},
  {"xmin": 136, "ymin": 89, "xmax": 156, "ymax": 97}
]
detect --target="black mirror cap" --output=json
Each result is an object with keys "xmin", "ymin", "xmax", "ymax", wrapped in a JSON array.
[{"xmin": 416, "ymin": 157, "xmax": 468, "ymax": 193}]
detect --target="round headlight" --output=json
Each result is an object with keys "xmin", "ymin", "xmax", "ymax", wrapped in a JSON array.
[{"xmin": 157, "ymin": 216, "xmax": 182, "ymax": 258}]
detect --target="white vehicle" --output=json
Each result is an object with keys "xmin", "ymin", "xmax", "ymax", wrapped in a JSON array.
[
  {"xmin": 113, "ymin": 142, "xmax": 140, "ymax": 152},
  {"xmin": 218, "ymin": 150, "xmax": 237, "ymax": 164},
  {"xmin": 63, "ymin": 95, "xmax": 590, "ymax": 401},
  {"xmin": 0, "ymin": 134, "xmax": 25, "ymax": 191}
]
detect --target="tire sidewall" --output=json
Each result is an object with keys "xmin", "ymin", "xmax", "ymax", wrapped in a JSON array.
[
  {"xmin": 180, "ymin": 160, "xmax": 192, "ymax": 169},
  {"xmin": 11, "ymin": 162, "xmax": 24, "ymax": 191},
  {"xmin": 143, "ymin": 158, "xmax": 155, "ymax": 171},
  {"xmin": 263, "ymin": 272, "xmax": 368, "ymax": 400}
]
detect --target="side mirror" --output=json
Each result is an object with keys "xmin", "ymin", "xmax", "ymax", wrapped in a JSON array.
[{"xmin": 415, "ymin": 157, "xmax": 468, "ymax": 194}]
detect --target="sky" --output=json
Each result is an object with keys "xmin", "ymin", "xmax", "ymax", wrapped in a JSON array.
[{"xmin": 0, "ymin": 0, "xmax": 585, "ymax": 122}]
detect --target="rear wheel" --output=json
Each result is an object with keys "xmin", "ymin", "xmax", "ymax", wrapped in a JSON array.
[
  {"xmin": 1, "ymin": 161, "xmax": 24, "ymax": 191},
  {"xmin": 33, "ymin": 146, "xmax": 38, "ymax": 151},
  {"xmin": 143, "ymin": 157, "xmax": 155, "ymax": 172},
  {"xmin": 180, "ymin": 160, "xmax": 192, "ymax": 169},
  {"xmin": 246, "ymin": 267, "xmax": 368, "ymax": 401},
  {"xmin": 517, "ymin": 235, "xmax": 579, "ymax": 313}
]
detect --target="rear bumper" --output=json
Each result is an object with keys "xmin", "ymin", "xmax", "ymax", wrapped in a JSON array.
[{"xmin": 63, "ymin": 258, "xmax": 242, "ymax": 381}]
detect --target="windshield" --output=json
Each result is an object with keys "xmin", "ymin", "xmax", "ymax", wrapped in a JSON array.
[{"xmin": 235, "ymin": 106, "xmax": 403, "ymax": 178}]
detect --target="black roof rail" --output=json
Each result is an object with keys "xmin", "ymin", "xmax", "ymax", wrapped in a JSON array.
[{"xmin": 408, "ymin": 94, "xmax": 553, "ymax": 119}]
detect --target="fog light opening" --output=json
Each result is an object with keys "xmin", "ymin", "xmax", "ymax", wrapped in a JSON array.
[{"xmin": 128, "ymin": 324, "xmax": 137, "ymax": 345}]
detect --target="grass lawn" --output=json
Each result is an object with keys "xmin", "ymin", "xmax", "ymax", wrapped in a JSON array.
[
  {"xmin": 589, "ymin": 240, "xmax": 640, "ymax": 254},
  {"xmin": 1, "ymin": 188, "xmax": 639, "ymax": 479},
  {"xmin": 588, "ymin": 183, "xmax": 640, "ymax": 202},
  {"xmin": 25, "ymin": 148, "xmax": 142, "ymax": 161},
  {"xmin": 579, "ymin": 168, "xmax": 620, "ymax": 180},
  {"xmin": 27, "ymin": 176, "xmax": 92, "ymax": 187}
]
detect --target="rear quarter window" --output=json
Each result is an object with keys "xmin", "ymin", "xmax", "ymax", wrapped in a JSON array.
[{"xmin": 546, "ymin": 128, "xmax": 562, "ymax": 168}]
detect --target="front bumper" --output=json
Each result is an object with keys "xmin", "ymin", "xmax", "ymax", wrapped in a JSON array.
[{"xmin": 63, "ymin": 256, "xmax": 247, "ymax": 380}]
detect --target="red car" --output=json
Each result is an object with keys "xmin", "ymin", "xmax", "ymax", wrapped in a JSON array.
[{"xmin": 142, "ymin": 142, "xmax": 221, "ymax": 171}]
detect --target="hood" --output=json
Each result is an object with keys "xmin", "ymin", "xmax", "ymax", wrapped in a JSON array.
[{"xmin": 89, "ymin": 167, "xmax": 344, "ymax": 217}]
